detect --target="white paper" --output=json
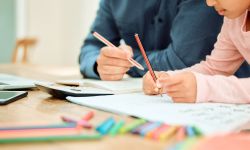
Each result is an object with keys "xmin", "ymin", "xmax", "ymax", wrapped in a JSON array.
[
  {"xmin": 57, "ymin": 78, "xmax": 143, "ymax": 94},
  {"xmin": 67, "ymin": 93, "xmax": 250, "ymax": 135}
]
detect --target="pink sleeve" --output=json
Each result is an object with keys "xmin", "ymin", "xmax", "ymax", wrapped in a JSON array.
[
  {"xmin": 195, "ymin": 73, "xmax": 250, "ymax": 103},
  {"xmin": 192, "ymin": 19, "xmax": 248, "ymax": 103}
]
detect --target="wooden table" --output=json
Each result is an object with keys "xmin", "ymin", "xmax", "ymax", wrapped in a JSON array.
[{"xmin": 0, "ymin": 64, "xmax": 170, "ymax": 150}]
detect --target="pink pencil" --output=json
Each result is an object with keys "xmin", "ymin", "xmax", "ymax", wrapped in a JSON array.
[
  {"xmin": 176, "ymin": 126, "xmax": 186, "ymax": 141},
  {"xmin": 148, "ymin": 124, "xmax": 169, "ymax": 140},
  {"xmin": 82, "ymin": 111, "xmax": 94, "ymax": 121},
  {"xmin": 92, "ymin": 32, "xmax": 144, "ymax": 70},
  {"xmin": 61, "ymin": 116, "xmax": 92, "ymax": 129}
]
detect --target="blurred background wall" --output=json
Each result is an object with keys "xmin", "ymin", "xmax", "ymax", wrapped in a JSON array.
[
  {"xmin": 0, "ymin": 0, "xmax": 99, "ymax": 65},
  {"xmin": 0, "ymin": 0, "xmax": 16, "ymax": 63}
]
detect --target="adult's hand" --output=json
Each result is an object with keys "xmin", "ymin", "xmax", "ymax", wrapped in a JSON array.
[{"xmin": 97, "ymin": 45, "xmax": 133, "ymax": 80}]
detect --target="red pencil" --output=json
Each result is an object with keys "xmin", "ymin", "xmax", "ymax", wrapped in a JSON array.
[
  {"xmin": 134, "ymin": 34, "xmax": 162, "ymax": 96},
  {"xmin": 92, "ymin": 32, "xmax": 144, "ymax": 70},
  {"xmin": 134, "ymin": 34, "xmax": 157, "ymax": 82}
]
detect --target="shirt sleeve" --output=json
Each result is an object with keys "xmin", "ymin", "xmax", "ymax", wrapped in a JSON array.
[
  {"xmin": 183, "ymin": 18, "xmax": 249, "ymax": 103},
  {"xmin": 127, "ymin": 0, "xmax": 223, "ymax": 77},
  {"xmin": 194, "ymin": 73, "xmax": 250, "ymax": 104},
  {"xmin": 79, "ymin": 0, "xmax": 121, "ymax": 79}
]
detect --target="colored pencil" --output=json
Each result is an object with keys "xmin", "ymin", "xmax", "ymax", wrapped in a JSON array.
[
  {"xmin": 0, "ymin": 128, "xmax": 81, "ymax": 139},
  {"xmin": 0, "ymin": 123, "xmax": 76, "ymax": 131},
  {"xmin": 176, "ymin": 126, "xmax": 186, "ymax": 141},
  {"xmin": 131, "ymin": 122, "xmax": 152, "ymax": 135},
  {"xmin": 82, "ymin": 111, "xmax": 94, "ymax": 121},
  {"xmin": 159, "ymin": 126, "xmax": 179, "ymax": 141},
  {"xmin": 146, "ymin": 124, "xmax": 169, "ymax": 140},
  {"xmin": 0, "ymin": 134, "xmax": 102, "ymax": 144},
  {"xmin": 96, "ymin": 117, "xmax": 115, "ymax": 135},
  {"xmin": 119, "ymin": 119, "xmax": 147, "ymax": 134},
  {"xmin": 61, "ymin": 116, "xmax": 92, "ymax": 129},
  {"xmin": 186, "ymin": 126, "xmax": 196, "ymax": 137},
  {"xmin": 139, "ymin": 122, "xmax": 162, "ymax": 136},
  {"xmin": 109, "ymin": 120, "xmax": 125, "ymax": 136},
  {"xmin": 134, "ymin": 34, "xmax": 162, "ymax": 96}
]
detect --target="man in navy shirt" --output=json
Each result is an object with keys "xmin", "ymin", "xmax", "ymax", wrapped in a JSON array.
[{"xmin": 79, "ymin": 0, "xmax": 250, "ymax": 80}]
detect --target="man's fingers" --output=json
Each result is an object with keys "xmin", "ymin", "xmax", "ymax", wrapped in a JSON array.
[
  {"xmin": 98, "ymin": 65, "xmax": 130, "ymax": 75},
  {"xmin": 101, "ymin": 46, "xmax": 130, "ymax": 60},
  {"xmin": 100, "ymin": 74, "xmax": 124, "ymax": 81},
  {"xmin": 118, "ymin": 45, "xmax": 133, "ymax": 57},
  {"xmin": 97, "ymin": 55, "xmax": 132, "ymax": 68}
]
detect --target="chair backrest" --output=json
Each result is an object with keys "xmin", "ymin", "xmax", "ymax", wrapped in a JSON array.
[{"xmin": 12, "ymin": 38, "xmax": 37, "ymax": 63}]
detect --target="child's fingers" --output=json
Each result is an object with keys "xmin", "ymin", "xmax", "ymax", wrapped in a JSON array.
[
  {"xmin": 157, "ymin": 76, "xmax": 182, "ymax": 88},
  {"xmin": 159, "ymin": 76, "xmax": 182, "ymax": 86},
  {"xmin": 143, "ymin": 71, "xmax": 158, "ymax": 95},
  {"xmin": 173, "ymin": 97, "xmax": 195, "ymax": 103},
  {"xmin": 172, "ymin": 97, "xmax": 187, "ymax": 103},
  {"xmin": 144, "ymin": 88, "xmax": 159, "ymax": 95},
  {"xmin": 157, "ymin": 72, "xmax": 169, "ymax": 78},
  {"xmin": 164, "ymin": 83, "xmax": 183, "ymax": 93}
]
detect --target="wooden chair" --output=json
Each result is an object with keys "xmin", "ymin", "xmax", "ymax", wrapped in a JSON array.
[{"xmin": 12, "ymin": 38, "xmax": 37, "ymax": 63}]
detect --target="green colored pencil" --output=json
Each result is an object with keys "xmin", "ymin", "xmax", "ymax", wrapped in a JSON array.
[
  {"xmin": 109, "ymin": 120, "xmax": 125, "ymax": 136},
  {"xmin": 119, "ymin": 119, "xmax": 147, "ymax": 134}
]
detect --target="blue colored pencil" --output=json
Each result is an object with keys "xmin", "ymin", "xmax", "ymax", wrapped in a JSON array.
[
  {"xmin": 139, "ymin": 122, "xmax": 162, "ymax": 136},
  {"xmin": 96, "ymin": 117, "xmax": 115, "ymax": 135},
  {"xmin": 186, "ymin": 126, "xmax": 196, "ymax": 137}
]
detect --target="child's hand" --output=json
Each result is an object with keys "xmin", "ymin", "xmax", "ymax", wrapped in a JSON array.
[
  {"xmin": 157, "ymin": 72, "xmax": 197, "ymax": 103},
  {"xmin": 143, "ymin": 71, "xmax": 169, "ymax": 95}
]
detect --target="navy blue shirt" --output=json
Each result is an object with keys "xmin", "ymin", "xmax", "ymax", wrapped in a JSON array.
[{"xmin": 80, "ymin": 0, "xmax": 250, "ymax": 78}]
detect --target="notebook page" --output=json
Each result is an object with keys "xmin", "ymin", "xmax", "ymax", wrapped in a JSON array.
[{"xmin": 67, "ymin": 93, "xmax": 250, "ymax": 135}]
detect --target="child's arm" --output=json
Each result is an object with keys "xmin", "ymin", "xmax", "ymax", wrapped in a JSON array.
[
  {"xmin": 143, "ymin": 18, "xmax": 250, "ymax": 103},
  {"xmin": 194, "ymin": 72, "xmax": 250, "ymax": 103}
]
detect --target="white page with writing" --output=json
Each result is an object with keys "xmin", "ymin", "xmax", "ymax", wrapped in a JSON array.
[{"xmin": 67, "ymin": 93, "xmax": 250, "ymax": 135}]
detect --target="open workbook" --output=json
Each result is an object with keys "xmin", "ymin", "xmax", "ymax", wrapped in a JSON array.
[
  {"xmin": 67, "ymin": 93, "xmax": 250, "ymax": 135},
  {"xmin": 36, "ymin": 78, "xmax": 143, "ymax": 99},
  {"xmin": 56, "ymin": 77, "xmax": 143, "ymax": 94}
]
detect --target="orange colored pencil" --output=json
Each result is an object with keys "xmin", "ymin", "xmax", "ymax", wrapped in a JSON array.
[{"xmin": 82, "ymin": 111, "xmax": 94, "ymax": 121}]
